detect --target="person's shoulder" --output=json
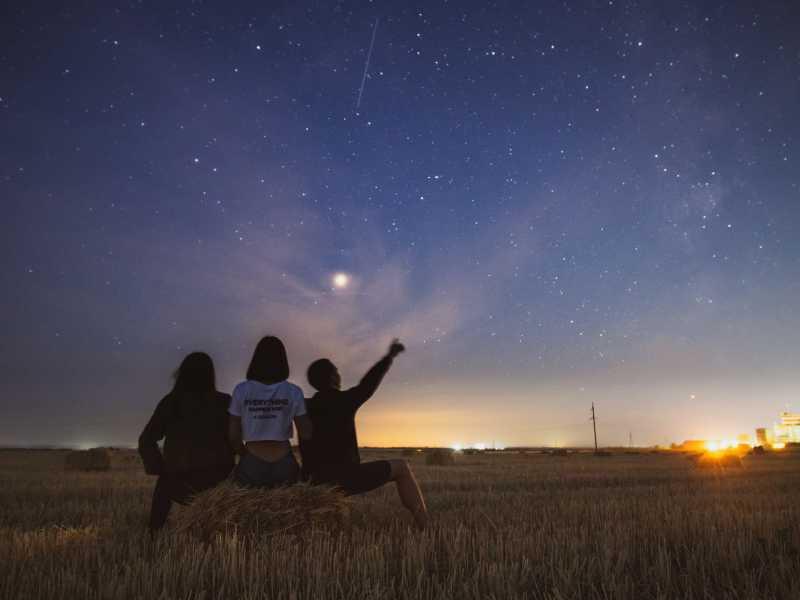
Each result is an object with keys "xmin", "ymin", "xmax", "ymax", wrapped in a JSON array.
[
  {"xmin": 283, "ymin": 380, "xmax": 304, "ymax": 396},
  {"xmin": 159, "ymin": 391, "xmax": 178, "ymax": 407},
  {"xmin": 232, "ymin": 381, "xmax": 250, "ymax": 395},
  {"xmin": 313, "ymin": 389, "xmax": 342, "ymax": 405}
]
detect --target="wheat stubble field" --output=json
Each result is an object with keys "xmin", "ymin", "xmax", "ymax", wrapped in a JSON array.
[{"xmin": 1, "ymin": 448, "xmax": 799, "ymax": 600}]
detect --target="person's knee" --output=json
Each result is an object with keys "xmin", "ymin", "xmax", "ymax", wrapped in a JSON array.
[{"xmin": 389, "ymin": 459, "xmax": 411, "ymax": 480}]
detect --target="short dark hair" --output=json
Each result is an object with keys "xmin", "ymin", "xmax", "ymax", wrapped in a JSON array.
[
  {"xmin": 307, "ymin": 358, "xmax": 335, "ymax": 391},
  {"xmin": 247, "ymin": 336, "xmax": 290, "ymax": 384},
  {"xmin": 172, "ymin": 352, "xmax": 216, "ymax": 396}
]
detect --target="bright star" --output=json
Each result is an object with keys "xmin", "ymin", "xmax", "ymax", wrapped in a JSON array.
[{"xmin": 332, "ymin": 272, "xmax": 350, "ymax": 289}]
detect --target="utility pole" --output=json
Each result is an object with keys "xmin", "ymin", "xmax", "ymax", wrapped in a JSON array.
[
  {"xmin": 591, "ymin": 402, "xmax": 598, "ymax": 453},
  {"xmin": 629, "ymin": 431, "xmax": 633, "ymax": 448}
]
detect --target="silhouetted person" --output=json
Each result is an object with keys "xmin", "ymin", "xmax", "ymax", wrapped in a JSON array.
[
  {"xmin": 228, "ymin": 336, "xmax": 312, "ymax": 487},
  {"xmin": 139, "ymin": 352, "xmax": 234, "ymax": 531},
  {"xmin": 303, "ymin": 339, "xmax": 428, "ymax": 529}
]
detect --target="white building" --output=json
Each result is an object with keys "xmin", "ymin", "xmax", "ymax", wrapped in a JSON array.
[{"xmin": 773, "ymin": 412, "xmax": 800, "ymax": 444}]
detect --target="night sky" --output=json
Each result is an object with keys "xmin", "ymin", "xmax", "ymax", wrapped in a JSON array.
[{"xmin": 2, "ymin": 1, "xmax": 799, "ymax": 449}]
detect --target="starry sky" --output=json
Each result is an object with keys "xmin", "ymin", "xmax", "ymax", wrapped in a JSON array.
[{"xmin": 2, "ymin": 1, "xmax": 799, "ymax": 449}]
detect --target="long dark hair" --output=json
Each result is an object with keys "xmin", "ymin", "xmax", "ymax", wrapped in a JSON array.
[
  {"xmin": 172, "ymin": 352, "xmax": 216, "ymax": 396},
  {"xmin": 246, "ymin": 336, "xmax": 290, "ymax": 384}
]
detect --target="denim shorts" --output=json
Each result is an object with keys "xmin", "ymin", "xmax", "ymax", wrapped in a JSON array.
[{"xmin": 234, "ymin": 451, "xmax": 299, "ymax": 488}]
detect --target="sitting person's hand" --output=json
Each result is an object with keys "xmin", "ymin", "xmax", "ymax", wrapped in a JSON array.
[{"xmin": 388, "ymin": 338, "xmax": 405, "ymax": 358}]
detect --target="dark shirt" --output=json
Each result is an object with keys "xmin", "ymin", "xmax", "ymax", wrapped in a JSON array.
[
  {"xmin": 138, "ymin": 390, "xmax": 235, "ymax": 475},
  {"xmin": 303, "ymin": 356, "xmax": 393, "ymax": 479}
]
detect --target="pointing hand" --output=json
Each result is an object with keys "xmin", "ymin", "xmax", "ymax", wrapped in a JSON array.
[{"xmin": 388, "ymin": 338, "xmax": 405, "ymax": 358}]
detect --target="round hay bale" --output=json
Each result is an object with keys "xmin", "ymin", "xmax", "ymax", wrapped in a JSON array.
[
  {"xmin": 172, "ymin": 481, "xmax": 350, "ymax": 540},
  {"xmin": 64, "ymin": 448, "xmax": 111, "ymax": 472},
  {"xmin": 425, "ymin": 448, "xmax": 455, "ymax": 466},
  {"xmin": 718, "ymin": 453, "xmax": 744, "ymax": 468},
  {"xmin": 694, "ymin": 452, "xmax": 743, "ymax": 469}
]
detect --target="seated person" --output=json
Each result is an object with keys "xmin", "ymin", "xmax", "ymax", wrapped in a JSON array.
[
  {"xmin": 228, "ymin": 336, "xmax": 312, "ymax": 488},
  {"xmin": 139, "ymin": 352, "xmax": 234, "ymax": 531},
  {"xmin": 303, "ymin": 339, "xmax": 428, "ymax": 529}
]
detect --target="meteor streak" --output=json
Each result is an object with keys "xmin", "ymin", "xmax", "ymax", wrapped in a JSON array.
[{"xmin": 355, "ymin": 18, "xmax": 379, "ymax": 111}]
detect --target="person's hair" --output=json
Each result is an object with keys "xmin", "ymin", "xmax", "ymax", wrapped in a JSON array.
[
  {"xmin": 172, "ymin": 352, "xmax": 216, "ymax": 396},
  {"xmin": 247, "ymin": 336, "xmax": 290, "ymax": 384},
  {"xmin": 307, "ymin": 358, "xmax": 335, "ymax": 391}
]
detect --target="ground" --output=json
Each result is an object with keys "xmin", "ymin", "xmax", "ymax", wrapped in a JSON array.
[{"xmin": 1, "ymin": 448, "xmax": 799, "ymax": 599}]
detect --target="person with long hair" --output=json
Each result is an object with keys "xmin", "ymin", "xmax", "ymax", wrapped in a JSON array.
[
  {"xmin": 302, "ymin": 339, "xmax": 428, "ymax": 529},
  {"xmin": 228, "ymin": 336, "xmax": 312, "ymax": 487},
  {"xmin": 138, "ymin": 352, "xmax": 234, "ymax": 530}
]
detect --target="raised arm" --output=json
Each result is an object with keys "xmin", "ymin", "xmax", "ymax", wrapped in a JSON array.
[
  {"xmin": 348, "ymin": 339, "xmax": 405, "ymax": 409},
  {"xmin": 138, "ymin": 395, "xmax": 174, "ymax": 475}
]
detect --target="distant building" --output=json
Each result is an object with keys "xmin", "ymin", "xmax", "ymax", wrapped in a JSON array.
[
  {"xmin": 755, "ymin": 428, "xmax": 770, "ymax": 446},
  {"xmin": 780, "ymin": 412, "xmax": 800, "ymax": 427},
  {"xmin": 774, "ymin": 412, "xmax": 800, "ymax": 444},
  {"xmin": 675, "ymin": 440, "xmax": 706, "ymax": 452}
]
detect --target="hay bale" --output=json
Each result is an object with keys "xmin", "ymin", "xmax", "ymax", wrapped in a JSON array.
[
  {"xmin": 171, "ymin": 481, "xmax": 350, "ymax": 540},
  {"xmin": 718, "ymin": 454, "xmax": 744, "ymax": 468},
  {"xmin": 425, "ymin": 449, "xmax": 455, "ymax": 466},
  {"xmin": 694, "ymin": 452, "xmax": 744, "ymax": 469},
  {"xmin": 686, "ymin": 452, "xmax": 702, "ymax": 463},
  {"xmin": 64, "ymin": 448, "xmax": 111, "ymax": 471}
]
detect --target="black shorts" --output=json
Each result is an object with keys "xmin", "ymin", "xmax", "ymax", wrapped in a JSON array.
[{"xmin": 315, "ymin": 460, "xmax": 392, "ymax": 495}]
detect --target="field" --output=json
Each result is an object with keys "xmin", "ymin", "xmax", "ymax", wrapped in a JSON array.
[{"xmin": 1, "ymin": 448, "xmax": 799, "ymax": 600}]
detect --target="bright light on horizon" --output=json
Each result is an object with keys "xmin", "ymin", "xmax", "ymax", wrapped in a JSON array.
[
  {"xmin": 449, "ymin": 441, "xmax": 506, "ymax": 451},
  {"xmin": 704, "ymin": 439, "xmax": 753, "ymax": 453}
]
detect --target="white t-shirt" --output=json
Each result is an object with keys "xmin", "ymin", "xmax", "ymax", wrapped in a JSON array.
[{"xmin": 229, "ymin": 380, "xmax": 306, "ymax": 442}]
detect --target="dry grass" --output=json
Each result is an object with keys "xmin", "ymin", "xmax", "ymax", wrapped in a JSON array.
[
  {"xmin": 64, "ymin": 448, "xmax": 111, "ymax": 472},
  {"xmin": 690, "ymin": 452, "xmax": 745, "ymax": 469},
  {"xmin": 172, "ymin": 480, "xmax": 350, "ymax": 540},
  {"xmin": 425, "ymin": 448, "xmax": 456, "ymax": 466},
  {"xmin": 1, "ymin": 448, "xmax": 800, "ymax": 599}
]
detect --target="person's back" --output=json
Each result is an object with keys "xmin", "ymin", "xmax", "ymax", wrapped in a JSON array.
[
  {"xmin": 160, "ymin": 390, "xmax": 234, "ymax": 473},
  {"xmin": 139, "ymin": 352, "xmax": 234, "ymax": 530},
  {"xmin": 229, "ymin": 379, "xmax": 305, "ymax": 452},
  {"xmin": 305, "ymin": 387, "xmax": 362, "ymax": 473},
  {"xmin": 227, "ymin": 336, "xmax": 312, "ymax": 488}
]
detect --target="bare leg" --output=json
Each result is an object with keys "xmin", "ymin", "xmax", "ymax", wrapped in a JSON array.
[{"xmin": 388, "ymin": 459, "xmax": 428, "ymax": 530}]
